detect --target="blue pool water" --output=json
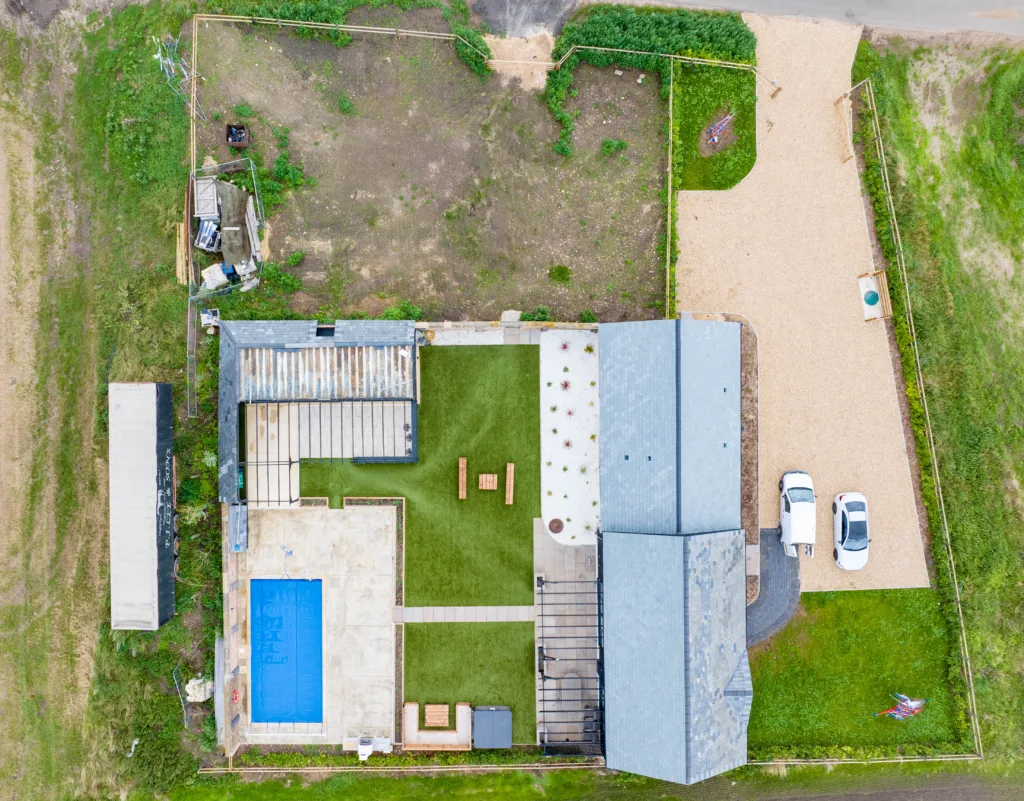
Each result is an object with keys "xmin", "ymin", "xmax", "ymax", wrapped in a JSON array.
[{"xmin": 250, "ymin": 578, "xmax": 323, "ymax": 723}]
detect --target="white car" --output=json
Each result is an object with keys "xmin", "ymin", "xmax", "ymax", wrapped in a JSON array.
[
  {"xmin": 833, "ymin": 492, "xmax": 870, "ymax": 570},
  {"xmin": 779, "ymin": 471, "xmax": 816, "ymax": 558}
]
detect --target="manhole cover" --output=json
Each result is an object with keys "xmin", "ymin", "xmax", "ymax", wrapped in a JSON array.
[{"xmin": 548, "ymin": 519, "xmax": 564, "ymax": 534}]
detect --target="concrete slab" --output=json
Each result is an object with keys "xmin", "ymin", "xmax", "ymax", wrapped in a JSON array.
[{"xmin": 241, "ymin": 507, "xmax": 396, "ymax": 744}]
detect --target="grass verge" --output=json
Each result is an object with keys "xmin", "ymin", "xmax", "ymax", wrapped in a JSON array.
[
  {"xmin": 852, "ymin": 40, "xmax": 1024, "ymax": 757},
  {"xmin": 301, "ymin": 345, "xmax": 540, "ymax": 606},
  {"xmin": 748, "ymin": 590, "xmax": 961, "ymax": 758},
  {"xmin": 404, "ymin": 622, "xmax": 537, "ymax": 744}
]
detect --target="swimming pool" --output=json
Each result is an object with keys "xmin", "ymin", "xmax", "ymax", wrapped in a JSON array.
[{"xmin": 250, "ymin": 578, "xmax": 323, "ymax": 723}]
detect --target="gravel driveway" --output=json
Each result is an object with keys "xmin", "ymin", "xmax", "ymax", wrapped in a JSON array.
[{"xmin": 675, "ymin": 14, "xmax": 929, "ymax": 592}]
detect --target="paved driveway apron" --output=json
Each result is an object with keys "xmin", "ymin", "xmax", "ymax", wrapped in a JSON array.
[{"xmin": 675, "ymin": 14, "xmax": 929, "ymax": 592}]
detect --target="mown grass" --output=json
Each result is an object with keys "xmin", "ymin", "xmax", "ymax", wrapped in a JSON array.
[
  {"xmin": 672, "ymin": 64, "xmax": 756, "ymax": 189},
  {"xmin": 748, "ymin": 590, "xmax": 960, "ymax": 758},
  {"xmin": 301, "ymin": 346, "xmax": 540, "ymax": 606},
  {"xmin": 404, "ymin": 622, "xmax": 537, "ymax": 744},
  {"xmin": 853, "ymin": 41, "xmax": 1024, "ymax": 756}
]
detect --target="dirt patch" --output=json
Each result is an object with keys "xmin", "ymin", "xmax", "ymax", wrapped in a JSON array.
[
  {"xmin": 698, "ymin": 108, "xmax": 737, "ymax": 157},
  {"xmin": 194, "ymin": 9, "xmax": 667, "ymax": 321},
  {"xmin": 484, "ymin": 31, "xmax": 553, "ymax": 92}
]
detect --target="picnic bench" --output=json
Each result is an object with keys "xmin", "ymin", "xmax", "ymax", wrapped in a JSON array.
[
  {"xmin": 505, "ymin": 463, "xmax": 515, "ymax": 505},
  {"xmin": 425, "ymin": 704, "xmax": 450, "ymax": 728},
  {"xmin": 458, "ymin": 457, "xmax": 467, "ymax": 500},
  {"xmin": 479, "ymin": 473, "xmax": 498, "ymax": 491}
]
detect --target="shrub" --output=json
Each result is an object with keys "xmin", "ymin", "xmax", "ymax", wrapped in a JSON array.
[
  {"xmin": 286, "ymin": 250, "xmax": 305, "ymax": 266},
  {"xmin": 601, "ymin": 138, "xmax": 628, "ymax": 156},
  {"xmin": 520, "ymin": 306, "xmax": 552, "ymax": 322},
  {"xmin": 232, "ymin": 103, "xmax": 254, "ymax": 118},
  {"xmin": 453, "ymin": 25, "xmax": 491, "ymax": 77},
  {"xmin": 380, "ymin": 299, "xmax": 422, "ymax": 321},
  {"xmin": 338, "ymin": 91, "xmax": 355, "ymax": 115},
  {"xmin": 580, "ymin": 309, "xmax": 598, "ymax": 323}
]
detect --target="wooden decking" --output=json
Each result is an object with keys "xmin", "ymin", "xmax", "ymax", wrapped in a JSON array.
[
  {"xmin": 424, "ymin": 704, "xmax": 450, "ymax": 728},
  {"xmin": 478, "ymin": 473, "xmax": 498, "ymax": 491},
  {"xmin": 505, "ymin": 463, "xmax": 515, "ymax": 505},
  {"xmin": 458, "ymin": 457, "xmax": 467, "ymax": 500}
]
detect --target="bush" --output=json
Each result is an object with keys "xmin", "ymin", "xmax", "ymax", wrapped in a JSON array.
[
  {"xmin": 232, "ymin": 103, "xmax": 254, "ymax": 118},
  {"xmin": 601, "ymin": 138, "xmax": 628, "ymax": 156},
  {"xmin": 337, "ymin": 91, "xmax": 355, "ymax": 115},
  {"xmin": 520, "ymin": 306, "xmax": 552, "ymax": 322},
  {"xmin": 453, "ymin": 25, "xmax": 491, "ymax": 77},
  {"xmin": 579, "ymin": 309, "xmax": 598, "ymax": 323},
  {"xmin": 286, "ymin": 250, "xmax": 305, "ymax": 266},
  {"xmin": 380, "ymin": 298, "xmax": 422, "ymax": 321},
  {"xmin": 199, "ymin": 711, "xmax": 218, "ymax": 752}
]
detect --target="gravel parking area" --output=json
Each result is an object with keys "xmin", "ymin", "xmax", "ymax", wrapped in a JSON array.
[{"xmin": 675, "ymin": 15, "xmax": 928, "ymax": 592}]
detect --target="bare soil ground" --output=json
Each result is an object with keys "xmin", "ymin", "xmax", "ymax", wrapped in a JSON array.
[
  {"xmin": 675, "ymin": 14, "xmax": 929, "ymax": 593},
  {"xmin": 193, "ymin": 7, "xmax": 667, "ymax": 321}
]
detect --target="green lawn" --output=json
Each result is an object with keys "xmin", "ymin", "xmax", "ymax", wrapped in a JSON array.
[
  {"xmin": 748, "ymin": 590, "xmax": 963, "ymax": 757},
  {"xmin": 301, "ymin": 345, "xmax": 540, "ymax": 606},
  {"xmin": 672, "ymin": 64, "xmax": 756, "ymax": 190},
  {"xmin": 404, "ymin": 623, "xmax": 537, "ymax": 744}
]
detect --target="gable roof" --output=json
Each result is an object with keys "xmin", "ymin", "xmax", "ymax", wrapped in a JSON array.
[
  {"xmin": 598, "ymin": 317, "xmax": 751, "ymax": 785},
  {"xmin": 602, "ymin": 529, "xmax": 752, "ymax": 785},
  {"xmin": 598, "ymin": 318, "xmax": 741, "ymax": 536}
]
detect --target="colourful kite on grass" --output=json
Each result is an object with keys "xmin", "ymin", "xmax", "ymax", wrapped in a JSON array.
[{"xmin": 875, "ymin": 693, "xmax": 928, "ymax": 720}]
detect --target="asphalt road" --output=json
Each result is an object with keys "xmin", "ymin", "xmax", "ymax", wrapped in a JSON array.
[{"xmin": 671, "ymin": 1, "xmax": 1024, "ymax": 36}]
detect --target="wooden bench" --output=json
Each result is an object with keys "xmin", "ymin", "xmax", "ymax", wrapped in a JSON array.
[
  {"xmin": 505, "ymin": 463, "xmax": 515, "ymax": 505},
  {"xmin": 424, "ymin": 704, "xmax": 450, "ymax": 728},
  {"xmin": 478, "ymin": 473, "xmax": 498, "ymax": 491},
  {"xmin": 458, "ymin": 458, "xmax": 467, "ymax": 500}
]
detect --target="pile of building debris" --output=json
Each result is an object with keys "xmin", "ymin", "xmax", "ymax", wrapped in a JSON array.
[{"xmin": 193, "ymin": 175, "xmax": 263, "ymax": 293}]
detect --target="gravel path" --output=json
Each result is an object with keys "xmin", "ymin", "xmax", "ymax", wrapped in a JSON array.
[{"xmin": 675, "ymin": 14, "xmax": 929, "ymax": 592}]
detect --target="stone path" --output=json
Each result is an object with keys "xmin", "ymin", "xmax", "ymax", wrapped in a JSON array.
[
  {"xmin": 746, "ymin": 529, "xmax": 801, "ymax": 647},
  {"xmin": 397, "ymin": 606, "xmax": 535, "ymax": 623}
]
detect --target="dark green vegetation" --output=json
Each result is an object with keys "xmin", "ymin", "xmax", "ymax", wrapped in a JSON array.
[
  {"xmin": 748, "ymin": 590, "xmax": 961, "ymax": 758},
  {"xmin": 852, "ymin": 42, "xmax": 1024, "ymax": 758},
  {"xmin": 548, "ymin": 264, "xmax": 573, "ymax": 285},
  {"xmin": 302, "ymin": 346, "xmax": 540, "ymax": 606},
  {"xmin": 223, "ymin": 0, "xmax": 491, "ymax": 74},
  {"xmin": 404, "ymin": 623, "xmax": 537, "ymax": 743},
  {"xmin": 546, "ymin": 5, "xmax": 756, "ymax": 157},
  {"xmin": 672, "ymin": 65, "xmax": 756, "ymax": 189},
  {"xmin": 157, "ymin": 760, "xmax": 1024, "ymax": 800}
]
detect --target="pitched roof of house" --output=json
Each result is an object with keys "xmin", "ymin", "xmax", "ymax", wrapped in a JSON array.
[{"xmin": 598, "ymin": 317, "xmax": 751, "ymax": 785}]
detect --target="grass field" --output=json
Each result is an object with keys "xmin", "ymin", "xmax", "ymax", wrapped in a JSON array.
[
  {"xmin": 301, "ymin": 345, "xmax": 540, "ymax": 606},
  {"xmin": 853, "ymin": 42, "xmax": 1024, "ymax": 756},
  {"xmin": 672, "ymin": 64, "xmax": 757, "ymax": 190},
  {"xmin": 748, "ymin": 590, "xmax": 961, "ymax": 756},
  {"xmin": 404, "ymin": 623, "xmax": 537, "ymax": 744}
]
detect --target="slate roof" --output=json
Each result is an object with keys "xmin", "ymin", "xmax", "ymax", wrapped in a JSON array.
[
  {"xmin": 602, "ymin": 529, "xmax": 751, "ymax": 785},
  {"xmin": 218, "ymin": 320, "xmax": 416, "ymax": 502},
  {"xmin": 598, "ymin": 319, "xmax": 741, "ymax": 535},
  {"xmin": 598, "ymin": 317, "xmax": 751, "ymax": 785}
]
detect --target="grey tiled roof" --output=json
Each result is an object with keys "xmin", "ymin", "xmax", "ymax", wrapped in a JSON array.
[
  {"xmin": 678, "ymin": 319, "xmax": 741, "ymax": 534},
  {"xmin": 602, "ymin": 529, "xmax": 751, "ymax": 785},
  {"xmin": 599, "ymin": 318, "xmax": 750, "ymax": 785},
  {"xmin": 217, "ymin": 319, "xmax": 416, "ymax": 502},
  {"xmin": 598, "ymin": 321, "xmax": 679, "ymax": 534},
  {"xmin": 598, "ymin": 319, "xmax": 741, "ymax": 536}
]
